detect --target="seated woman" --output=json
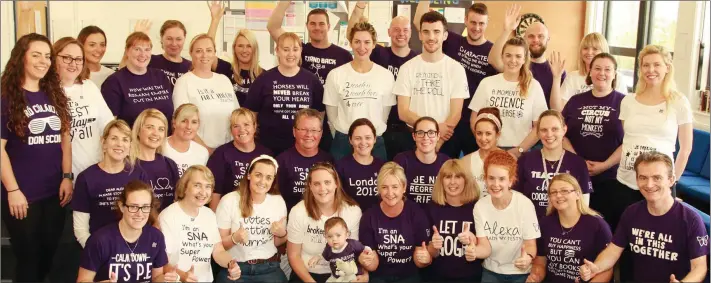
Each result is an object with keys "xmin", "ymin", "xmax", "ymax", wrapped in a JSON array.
[
  {"xmin": 163, "ymin": 103, "xmax": 209, "ymax": 176},
  {"xmin": 461, "ymin": 107, "xmax": 503, "ymax": 198},
  {"xmin": 335, "ymin": 118, "xmax": 385, "ymax": 211}
]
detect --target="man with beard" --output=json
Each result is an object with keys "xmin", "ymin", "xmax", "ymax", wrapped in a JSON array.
[
  {"xmin": 489, "ymin": 4, "xmax": 566, "ymax": 109},
  {"xmin": 347, "ymin": 1, "xmax": 420, "ymax": 160},
  {"xmin": 393, "ymin": 11, "xmax": 469, "ymax": 153},
  {"xmin": 414, "ymin": 1, "xmax": 498, "ymax": 159}
]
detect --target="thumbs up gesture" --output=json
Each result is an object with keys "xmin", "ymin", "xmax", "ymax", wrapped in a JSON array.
[
  {"xmin": 162, "ymin": 264, "xmax": 180, "ymax": 282},
  {"xmin": 271, "ymin": 217, "xmax": 287, "ymax": 238},
  {"xmin": 358, "ymin": 246, "xmax": 376, "ymax": 268},
  {"xmin": 579, "ymin": 259, "xmax": 600, "ymax": 281},
  {"xmin": 431, "ymin": 225, "xmax": 444, "ymax": 250},
  {"xmin": 103, "ymin": 271, "xmax": 118, "ymax": 283},
  {"xmin": 184, "ymin": 265, "xmax": 198, "ymax": 282},
  {"xmin": 227, "ymin": 258, "xmax": 241, "ymax": 280},
  {"xmin": 414, "ymin": 241, "xmax": 431, "ymax": 265},
  {"xmin": 464, "ymin": 241, "xmax": 477, "ymax": 262},
  {"xmin": 232, "ymin": 222, "xmax": 248, "ymax": 245},
  {"xmin": 457, "ymin": 222, "xmax": 475, "ymax": 245},
  {"xmin": 670, "ymin": 274, "xmax": 680, "ymax": 283},
  {"xmin": 513, "ymin": 247, "xmax": 533, "ymax": 270},
  {"xmin": 526, "ymin": 272, "xmax": 541, "ymax": 283}
]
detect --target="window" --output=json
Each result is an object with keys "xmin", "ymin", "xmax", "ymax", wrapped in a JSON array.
[{"xmin": 650, "ymin": 2, "xmax": 679, "ymax": 52}]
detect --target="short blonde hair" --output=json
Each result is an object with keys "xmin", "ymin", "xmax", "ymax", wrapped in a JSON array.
[
  {"xmin": 432, "ymin": 159, "xmax": 479, "ymax": 205},
  {"xmin": 545, "ymin": 173, "xmax": 600, "ymax": 217},
  {"xmin": 175, "ymin": 165, "xmax": 215, "ymax": 201},
  {"xmin": 276, "ymin": 32, "xmax": 302, "ymax": 66},
  {"xmin": 101, "ymin": 119, "xmax": 133, "ymax": 167},
  {"xmin": 577, "ymin": 32, "xmax": 610, "ymax": 76},
  {"xmin": 172, "ymin": 103, "xmax": 199, "ymax": 127},
  {"xmin": 377, "ymin": 162, "xmax": 408, "ymax": 201},
  {"xmin": 130, "ymin": 108, "xmax": 169, "ymax": 165}
]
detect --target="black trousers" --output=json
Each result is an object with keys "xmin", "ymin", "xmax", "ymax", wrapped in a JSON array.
[
  {"xmin": 439, "ymin": 121, "xmax": 479, "ymax": 159},
  {"xmin": 383, "ymin": 125, "xmax": 415, "ymax": 161},
  {"xmin": 1, "ymin": 194, "xmax": 66, "ymax": 282}
]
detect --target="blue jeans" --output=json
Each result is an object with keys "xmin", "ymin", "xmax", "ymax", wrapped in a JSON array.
[
  {"xmin": 216, "ymin": 261, "xmax": 287, "ymax": 283},
  {"xmin": 330, "ymin": 131, "xmax": 387, "ymax": 161},
  {"xmin": 481, "ymin": 269, "xmax": 528, "ymax": 283}
]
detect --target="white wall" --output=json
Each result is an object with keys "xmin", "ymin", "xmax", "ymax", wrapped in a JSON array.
[{"xmin": 1, "ymin": 1, "xmax": 16, "ymax": 71}]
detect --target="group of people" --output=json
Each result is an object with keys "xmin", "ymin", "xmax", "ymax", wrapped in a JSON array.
[{"xmin": 0, "ymin": 1, "xmax": 707, "ymax": 282}]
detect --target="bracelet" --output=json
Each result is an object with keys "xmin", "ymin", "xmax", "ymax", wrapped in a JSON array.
[
  {"xmin": 526, "ymin": 253, "xmax": 534, "ymax": 259},
  {"xmin": 6, "ymin": 188, "xmax": 19, "ymax": 193},
  {"xmin": 276, "ymin": 231, "xmax": 287, "ymax": 238},
  {"xmin": 356, "ymin": 5, "xmax": 366, "ymax": 9},
  {"xmin": 231, "ymin": 232, "xmax": 239, "ymax": 245}
]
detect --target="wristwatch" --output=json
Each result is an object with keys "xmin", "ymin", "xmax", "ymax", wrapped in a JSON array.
[
  {"xmin": 516, "ymin": 146, "xmax": 524, "ymax": 154},
  {"xmin": 63, "ymin": 172, "xmax": 74, "ymax": 181}
]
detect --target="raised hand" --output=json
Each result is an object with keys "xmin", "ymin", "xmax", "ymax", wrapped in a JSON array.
[
  {"xmin": 414, "ymin": 241, "xmax": 431, "ymax": 265},
  {"xmin": 513, "ymin": 247, "xmax": 532, "ymax": 270},
  {"xmin": 431, "ymin": 225, "xmax": 444, "ymax": 250},
  {"xmin": 464, "ymin": 242, "xmax": 477, "ymax": 262},
  {"xmin": 549, "ymin": 51, "xmax": 566, "ymax": 78},
  {"xmin": 134, "ymin": 19, "xmax": 152, "ymax": 34},
  {"xmin": 457, "ymin": 222, "xmax": 475, "ymax": 245},
  {"xmin": 233, "ymin": 222, "xmax": 248, "ymax": 245},
  {"xmin": 227, "ymin": 259, "xmax": 241, "ymax": 280},
  {"xmin": 270, "ymin": 217, "xmax": 287, "ymax": 238},
  {"xmin": 207, "ymin": 0, "xmax": 226, "ymax": 19},
  {"xmin": 184, "ymin": 265, "xmax": 198, "ymax": 282},
  {"xmin": 579, "ymin": 259, "xmax": 600, "ymax": 281},
  {"xmin": 503, "ymin": 4, "xmax": 522, "ymax": 32}
]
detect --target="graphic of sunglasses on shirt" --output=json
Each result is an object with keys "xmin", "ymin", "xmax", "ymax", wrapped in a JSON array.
[{"xmin": 28, "ymin": 116, "xmax": 61, "ymax": 135}]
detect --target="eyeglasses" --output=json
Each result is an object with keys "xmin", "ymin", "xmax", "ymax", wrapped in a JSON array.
[
  {"xmin": 58, "ymin": 55, "xmax": 84, "ymax": 65},
  {"xmin": 548, "ymin": 189, "xmax": 576, "ymax": 197},
  {"xmin": 28, "ymin": 116, "xmax": 61, "ymax": 134},
  {"xmin": 414, "ymin": 130, "xmax": 438, "ymax": 138},
  {"xmin": 294, "ymin": 127, "xmax": 322, "ymax": 135},
  {"xmin": 124, "ymin": 204, "xmax": 152, "ymax": 213}
]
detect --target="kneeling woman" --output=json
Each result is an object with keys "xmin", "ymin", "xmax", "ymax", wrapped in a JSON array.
[
  {"xmin": 159, "ymin": 165, "xmax": 241, "ymax": 282},
  {"xmin": 77, "ymin": 180, "xmax": 177, "ymax": 282},
  {"xmin": 527, "ymin": 174, "xmax": 612, "ymax": 283},
  {"xmin": 216, "ymin": 155, "xmax": 288, "ymax": 283}
]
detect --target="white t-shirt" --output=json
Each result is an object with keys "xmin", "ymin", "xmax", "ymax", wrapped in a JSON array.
[
  {"xmin": 65, "ymin": 80, "xmax": 114, "ymax": 177},
  {"xmin": 561, "ymin": 71, "xmax": 629, "ymax": 102},
  {"xmin": 465, "ymin": 150, "xmax": 487, "ymax": 198},
  {"xmin": 162, "ymin": 140, "xmax": 209, "ymax": 177},
  {"xmin": 393, "ymin": 55, "xmax": 469, "ymax": 123},
  {"xmin": 468, "ymin": 74, "xmax": 548, "ymax": 147},
  {"xmin": 323, "ymin": 63, "xmax": 396, "ymax": 135},
  {"xmin": 159, "ymin": 202, "xmax": 221, "ymax": 283},
  {"xmin": 89, "ymin": 65, "xmax": 115, "ymax": 88},
  {"xmin": 616, "ymin": 93, "xmax": 692, "ymax": 189},
  {"xmin": 473, "ymin": 191, "xmax": 540, "ymax": 274},
  {"xmin": 215, "ymin": 191, "xmax": 288, "ymax": 261},
  {"xmin": 286, "ymin": 200, "xmax": 362, "ymax": 275},
  {"xmin": 172, "ymin": 72, "xmax": 240, "ymax": 148}
]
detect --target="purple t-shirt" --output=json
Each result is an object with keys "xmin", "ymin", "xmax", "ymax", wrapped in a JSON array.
[
  {"xmin": 72, "ymin": 164, "xmax": 148, "ymax": 233},
  {"xmin": 530, "ymin": 61, "xmax": 567, "ymax": 108},
  {"xmin": 0, "ymin": 91, "xmax": 63, "ymax": 203},
  {"xmin": 335, "ymin": 155, "xmax": 385, "ymax": 211},
  {"xmin": 424, "ymin": 201, "xmax": 482, "ymax": 280},
  {"xmin": 147, "ymin": 54, "xmax": 191, "ymax": 85},
  {"xmin": 513, "ymin": 150, "xmax": 592, "ymax": 219},
  {"xmin": 101, "ymin": 68, "xmax": 174, "ymax": 128},
  {"xmin": 206, "ymin": 142, "xmax": 272, "ymax": 195},
  {"xmin": 301, "ymin": 43, "xmax": 353, "ymax": 85},
  {"xmin": 276, "ymin": 147, "xmax": 334, "ymax": 210},
  {"xmin": 370, "ymin": 45, "xmax": 419, "ymax": 127},
  {"xmin": 537, "ymin": 213, "xmax": 612, "ymax": 283},
  {"xmin": 612, "ymin": 200, "xmax": 710, "ymax": 281},
  {"xmin": 80, "ymin": 223, "xmax": 168, "ymax": 283},
  {"xmin": 215, "ymin": 58, "xmax": 264, "ymax": 105},
  {"xmin": 394, "ymin": 151, "xmax": 449, "ymax": 204},
  {"xmin": 244, "ymin": 68, "xmax": 325, "ymax": 153},
  {"xmin": 322, "ymin": 238, "xmax": 366, "ymax": 278},
  {"xmin": 359, "ymin": 199, "xmax": 429, "ymax": 278},
  {"xmin": 442, "ymin": 34, "xmax": 498, "ymax": 123},
  {"xmin": 136, "ymin": 154, "xmax": 180, "ymax": 210},
  {"xmin": 562, "ymin": 90, "xmax": 625, "ymax": 182}
]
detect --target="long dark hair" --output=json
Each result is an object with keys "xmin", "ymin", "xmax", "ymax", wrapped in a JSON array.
[{"xmin": 1, "ymin": 33, "xmax": 70, "ymax": 138}]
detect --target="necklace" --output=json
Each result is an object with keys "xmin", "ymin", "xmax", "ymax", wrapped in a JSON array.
[
  {"xmin": 561, "ymin": 223, "xmax": 576, "ymax": 236},
  {"xmin": 124, "ymin": 239, "xmax": 139, "ymax": 255}
]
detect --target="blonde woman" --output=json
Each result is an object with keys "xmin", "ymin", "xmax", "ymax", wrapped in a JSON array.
[
  {"xmin": 163, "ymin": 103, "xmax": 209, "ymax": 176},
  {"xmin": 101, "ymin": 32, "xmax": 174, "ymax": 128},
  {"xmin": 173, "ymin": 34, "xmax": 239, "ymax": 153},
  {"xmin": 424, "ymin": 159, "xmax": 483, "ymax": 281},
  {"xmin": 131, "ymin": 108, "xmax": 180, "ymax": 210},
  {"xmin": 527, "ymin": 174, "xmax": 612, "ymax": 283},
  {"xmin": 469, "ymin": 37, "xmax": 547, "ymax": 158},
  {"xmin": 159, "ymin": 165, "xmax": 241, "ymax": 282}
]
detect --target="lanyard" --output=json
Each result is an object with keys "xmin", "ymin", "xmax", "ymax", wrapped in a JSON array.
[{"xmin": 541, "ymin": 150, "xmax": 565, "ymax": 191}]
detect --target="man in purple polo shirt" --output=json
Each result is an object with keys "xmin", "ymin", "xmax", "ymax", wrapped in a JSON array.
[{"xmin": 578, "ymin": 151, "xmax": 709, "ymax": 282}]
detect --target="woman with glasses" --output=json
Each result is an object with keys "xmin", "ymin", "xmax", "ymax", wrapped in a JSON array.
[
  {"xmin": 335, "ymin": 118, "xmax": 386, "ymax": 211},
  {"xmin": 1, "ymin": 33, "xmax": 73, "ymax": 282},
  {"xmin": 159, "ymin": 165, "xmax": 241, "ymax": 282},
  {"xmin": 394, "ymin": 117, "xmax": 449, "ymax": 205},
  {"xmin": 324, "ymin": 21, "xmax": 395, "ymax": 161},
  {"xmin": 245, "ymin": 32, "xmax": 324, "ymax": 156},
  {"xmin": 53, "ymin": 37, "xmax": 114, "ymax": 179},
  {"xmin": 514, "ymin": 110, "xmax": 591, "ymax": 220},
  {"xmin": 73, "ymin": 120, "xmax": 146, "ymax": 247},
  {"xmin": 287, "ymin": 162, "xmax": 363, "ymax": 283},
  {"xmin": 526, "ymin": 174, "xmax": 612, "ymax": 283},
  {"xmin": 77, "ymin": 25, "xmax": 114, "ymax": 87},
  {"xmin": 77, "ymin": 180, "xmax": 179, "ymax": 282}
]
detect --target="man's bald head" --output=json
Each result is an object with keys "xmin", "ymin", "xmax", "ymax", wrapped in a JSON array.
[
  {"xmin": 525, "ymin": 21, "xmax": 549, "ymax": 59},
  {"xmin": 389, "ymin": 16, "xmax": 412, "ymax": 48}
]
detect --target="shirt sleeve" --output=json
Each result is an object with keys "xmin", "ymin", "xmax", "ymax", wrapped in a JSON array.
[
  {"xmin": 101, "ymin": 73, "xmax": 123, "ymax": 117},
  {"xmin": 575, "ymin": 157, "xmax": 593, "ymax": 194},
  {"xmin": 244, "ymin": 75, "xmax": 264, "ymax": 112},
  {"xmin": 80, "ymin": 234, "xmax": 105, "ymax": 272},
  {"xmin": 392, "ymin": 62, "xmax": 412, "ymax": 97},
  {"xmin": 412, "ymin": 205, "xmax": 430, "ymax": 244},
  {"xmin": 312, "ymin": 77, "xmax": 326, "ymax": 112},
  {"xmin": 684, "ymin": 206, "xmax": 710, "ymax": 259},
  {"xmin": 675, "ymin": 96, "xmax": 693, "ymax": 125},
  {"xmin": 73, "ymin": 211, "xmax": 91, "ymax": 248},
  {"xmin": 358, "ymin": 213, "xmax": 376, "ymax": 249},
  {"xmin": 531, "ymin": 80, "xmax": 549, "ymax": 120},
  {"xmin": 158, "ymin": 210, "xmax": 179, "ymax": 261},
  {"xmin": 614, "ymin": 71, "xmax": 629, "ymax": 94},
  {"xmin": 206, "ymin": 149, "xmax": 229, "ymax": 195},
  {"xmin": 383, "ymin": 71, "xmax": 397, "ymax": 106},
  {"xmin": 347, "ymin": 206, "xmax": 363, "ymax": 241},
  {"xmin": 468, "ymin": 78, "xmax": 488, "ymax": 112},
  {"xmin": 520, "ymin": 196, "xmax": 541, "ymax": 240},
  {"xmin": 87, "ymin": 81, "xmax": 115, "ymax": 130},
  {"xmin": 450, "ymin": 63, "xmax": 470, "ymax": 99},
  {"xmin": 71, "ymin": 172, "xmax": 92, "ymax": 213},
  {"xmin": 560, "ymin": 73, "xmax": 576, "ymax": 102},
  {"xmin": 592, "ymin": 216, "xmax": 613, "ymax": 259},
  {"xmin": 473, "ymin": 203, "xmax": 486, "ymax": 237},
  {"xmin": 215, "ymin": 193, "xmax": 236, "ymax": 230},
  {"xmin": 172, "ymin": 76, "xmax": 190, "ymax": 109},
  {"xmin": 287, "ymin": 207, "xmax": 305, "ymax": 244},
  {"xmin": 611, "ymin": 206, "xmax": 632, "ymax": 247},
  {"xmin": 153, "ymin": 230, "xmax": 169, "ymax": 268},
  {"xmin": 323, "ymin": 69, "xmax": 340, "ymax": 107},
  {"xmin": 618, "ymin": 95, "xmax": 632, "ymax": 121}
]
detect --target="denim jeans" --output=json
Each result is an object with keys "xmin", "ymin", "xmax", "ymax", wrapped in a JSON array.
[
  {"xmin": 481, "ymin": 269, "xmax": 528, "ymax": 283},
  {"xmin": 330, "ymin": 131, "xmax": 387, "ymax": 161},
  {"xmin": 216, "ymin": 261, "xmax": 287, "ymax": 283}
]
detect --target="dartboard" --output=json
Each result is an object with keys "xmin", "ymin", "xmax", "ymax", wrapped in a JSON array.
[{"xmin": 516, "ymin": 13, "xmax": 545, "ymax": 37}]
